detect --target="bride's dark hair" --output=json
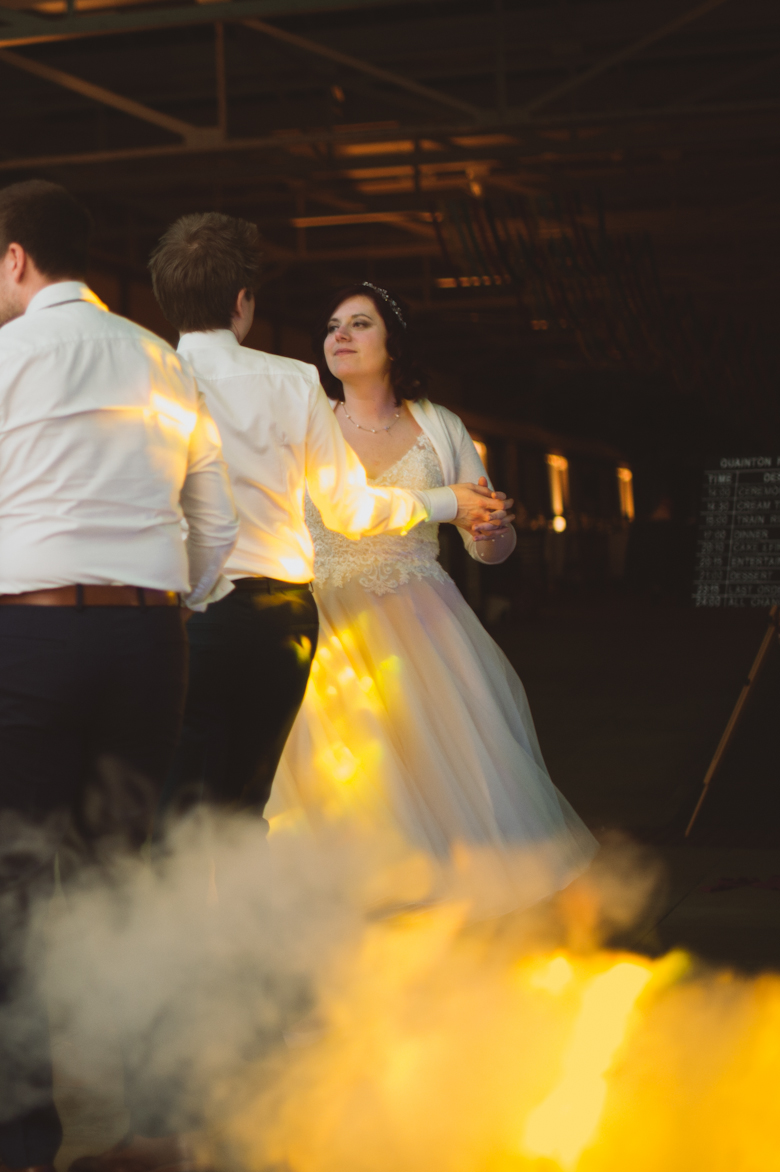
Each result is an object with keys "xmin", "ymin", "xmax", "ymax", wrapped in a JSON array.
[{"xmin": 313, "ymin": 282, "xmax": 429, "ymax": 404}]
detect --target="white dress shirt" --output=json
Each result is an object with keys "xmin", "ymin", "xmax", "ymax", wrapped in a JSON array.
[
  {"xmin": 177, "ymin": 330, "xmax": 457, "ymax": 583},
  {"xmin": 0, "ymin": 283, "xmax": 238, "ymax": 606}
]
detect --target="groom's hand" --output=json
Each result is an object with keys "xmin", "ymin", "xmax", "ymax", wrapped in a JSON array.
[{"xmin": 451, "ymin": 482, "xmax": 515, "ymax": 536}]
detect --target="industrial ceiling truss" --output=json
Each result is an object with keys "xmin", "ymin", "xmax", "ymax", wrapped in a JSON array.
[{"xmin": 0, "ymin": 0, "xmax": 778, "ymax": 339}]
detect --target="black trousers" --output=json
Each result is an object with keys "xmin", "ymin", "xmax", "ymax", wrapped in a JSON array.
[
  {"xmin": 0, "ymin": 606, "xmax": 188, "ymax": 1168},
  {"xmin": 162, "ymin": 579, "xmax": 318, "ymax": 817}
]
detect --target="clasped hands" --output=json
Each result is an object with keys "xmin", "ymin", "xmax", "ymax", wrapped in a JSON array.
[{"xmin": 452, "ymin": 477, "xmax": 515, "ymax": 541}]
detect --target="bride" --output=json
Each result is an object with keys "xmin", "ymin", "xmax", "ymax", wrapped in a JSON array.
[{"xmin": 269, "ymin": 283, "xmax": 597, "ymax": 907}]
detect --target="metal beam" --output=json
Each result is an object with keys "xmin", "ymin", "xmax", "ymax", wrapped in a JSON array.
[
  {"xmin": 86, "ymin": 237, "xmax": 433, "ymax": 277},
  {"xmin": 215, "ymin": 21, "xmax": 228, "ymax": 138},
  {"xmin": 289, "ymin": 211, "xmax": 435, "ymax": 228},
  {"xmin": 283, "ymin": 243, "xmax": 440, "ymax": 261},
  {"xmin": 1, "ymin": 98, "xmax": 778, "ymax": 174},
  {"xmin": 288, "ymin": 210, "xmax": 436, "ymax": 239},
  {"xmin": 494, "ymin": 0, "xmax": 507, "ymax": 117},
  {"xmin": 240, "ymin": 17, "xmax": 484, "ymax": 120},
  {"xmin": 518, "ymin": 0, "xmax": 734, "ymax": 116},
  {"xmin": 0, "ymin": 47, "xmax": 221, "ymax": 144},
  {"xmin": 0, "ymin": 0, "xmax": 449, "ymax": 50},
  {"xmin": 250, "ymin": 239, "xmax": 442, "ymax": 262},
  {"xmin": 672, "ymin": 50, "xmax": 780, "ymax": 106}
]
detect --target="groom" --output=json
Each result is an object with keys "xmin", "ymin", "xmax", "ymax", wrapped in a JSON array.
[
  {"xmin": 0, "ymin": 181, "xmax": 238, "ymax": 1172},
  {"xmin": 150, "ymin": 212, "xmax": 513, "ymax": 823}
]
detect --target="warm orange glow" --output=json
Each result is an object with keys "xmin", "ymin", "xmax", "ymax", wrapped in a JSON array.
[
  {"xmin": 291, "ymin": 635, "xmax": 313, "ymax": 667},
  {"xmin": 217, "ymin": 898, "xmax": 780, "ymax": 1172},
  {"xmin": 150, "ymin": 392, "xmax": 197, "ymax": 439},
  {"xmin": 435, "ymin": 275, "xmax": 508, "ymax": 288},
  {"xmin": 547, "ymin": 454, "xmax": 569, "ymax": 471},
  {"xmin": 551, "ymin": 514, "xmax": 567, "ymax": 533},
  {"xmin": 268, "ymin": 619, "xmax": 408, "ymax": 827},
  {"xmin": 82, "ymin": 287, "xmax": 109, "ymax": 311},
  {"xmin": 317, "ymin": 465, "xmax": 337, "ymax": 493},
  {"xmin": 617, "ymin": 467, "xmax": 635, "ymax": 521},
  {"xmin": 315, "ymin": 742, "xmax": 359, "ymax": 785},
  {"xmin": 451, "ymin": 133, "xmax": 518, "ymax": 147},
  {"xmin": 522, "ymin": 960, "xmax": 653, "ymax": 1168},
  {"xmin": 529, "ymin": 954, "xmax": 574, "ymax": 995},
  {"xmin": 547, "ymin": 453, "xmax": 570, "ymax": 521},
  {"xmin": 278, "ymin": 555, "xmax": 309, "ymax": 579},
  {"xmin": 334, "ymin": 139, "xmax": 444, "ymax": 158},
  {"xmin": 203, "ymin": 416, "xmax": 222, "ymax": 446},
  {"xmin": 350, "ymin": 491, "xmax": 382, "ymax": 533},
  {"xmin": 470, "ymin": 438, "xmax": 488, "ymax": 470}
]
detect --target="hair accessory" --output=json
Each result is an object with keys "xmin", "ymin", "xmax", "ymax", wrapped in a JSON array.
[{"xmin": 361, "ymin": 281, "xmax": 407, "ymax": 328}]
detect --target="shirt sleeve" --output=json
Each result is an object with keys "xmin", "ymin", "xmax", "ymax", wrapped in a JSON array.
[
  {"xmin": 304, "ymin": 386, "xmax": 454, "ymax": 537},
  {"xmin": 179, "ymin": 393, "xmax": 240, "ymax": 609}
]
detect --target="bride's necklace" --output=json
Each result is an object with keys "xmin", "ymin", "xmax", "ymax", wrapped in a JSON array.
[{"xmin": 341, "ymin": 401, "xmax": 401, "ymax": 434}]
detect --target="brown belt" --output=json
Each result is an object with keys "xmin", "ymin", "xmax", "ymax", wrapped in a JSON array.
[{"xmin": 0, "ymin": 585, "xmax": 180, "ymax": 607}]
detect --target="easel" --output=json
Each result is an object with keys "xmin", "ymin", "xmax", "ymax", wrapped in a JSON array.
[{"xmin": 686, "ymin": 604, "xmax": 780, "ymax": 835}]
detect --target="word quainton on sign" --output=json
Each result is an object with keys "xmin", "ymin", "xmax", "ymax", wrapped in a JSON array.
[{"xmin": 694, "ymin": 457, "xmax": 780, "ymax": 607}]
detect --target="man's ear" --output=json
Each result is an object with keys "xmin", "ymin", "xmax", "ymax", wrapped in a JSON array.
[
  {"xmin": 233, "ymin": 287, "xmax": 253, "ymax": 317},
  {"xmin": 2, "ymin": 243, "xmax": 28, "ymax": 284},
  {"xmin": 231, "ymin": 286, "xmax": 256, "ymax": 343}
]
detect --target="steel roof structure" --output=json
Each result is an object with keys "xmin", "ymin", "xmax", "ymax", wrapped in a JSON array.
[{"xmin": 1, "ymin": 0, "xmax": 778, "ymax": 425}]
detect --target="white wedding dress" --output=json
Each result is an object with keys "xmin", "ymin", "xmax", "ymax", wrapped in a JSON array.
[{"xmin": 269, "ymin": 433, "xmax": 598, "ymax": 910}]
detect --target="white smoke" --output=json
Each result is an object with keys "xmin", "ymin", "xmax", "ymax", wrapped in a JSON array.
[{"xmin": 4, "ymin": 813, "xmax": 775, "ymax": 1172}]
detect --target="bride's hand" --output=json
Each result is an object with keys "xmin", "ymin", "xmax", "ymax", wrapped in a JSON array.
[
  {"xmin": 450, "ymin": 481, "xmax": 514, "ymax": 534},
  {"xmin": 471, "ymin": 476, "xmax": 515, "ymax": 540}
]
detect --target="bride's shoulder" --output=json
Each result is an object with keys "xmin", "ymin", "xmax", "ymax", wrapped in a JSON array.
[{"xmin": 412, "ymin": 399, "xmax": 468, "ymax": 436}]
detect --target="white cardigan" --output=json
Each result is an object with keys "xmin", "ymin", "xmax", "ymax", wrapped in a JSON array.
[
  {"xmin": 408, "ymin": 398, "xmax": 488, "ymax": 487},
  {"xmin": 408, "ymin": 399, "xmax": 516, "ymax": 564}
]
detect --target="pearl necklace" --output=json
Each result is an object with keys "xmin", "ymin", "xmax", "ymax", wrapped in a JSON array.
[{"xmin": 341, "ymin": 402, "xmax": 401, "ymax": 434}]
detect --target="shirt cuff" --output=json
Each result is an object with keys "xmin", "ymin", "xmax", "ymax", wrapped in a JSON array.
[
  {"xmin": 414, "ymin": 486, "xmax": 458, "ymax": 524},
  {"xmin": 182, "ymin": 573, "xmax": 235, "ymax": 613}
]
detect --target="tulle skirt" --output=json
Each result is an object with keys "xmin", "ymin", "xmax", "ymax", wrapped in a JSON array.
[{"xmin": 270, "ymin": 573, "xmax": 598, "ymax": 912}]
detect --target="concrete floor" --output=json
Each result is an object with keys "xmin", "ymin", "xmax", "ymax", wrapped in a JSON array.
[
  {"xmin": 493, "ymin": 594, "xmax": 780, "ymax": 971},
  {"xmin": 648, "ymin": 846, "xmax": 780, "ymax": 971}
]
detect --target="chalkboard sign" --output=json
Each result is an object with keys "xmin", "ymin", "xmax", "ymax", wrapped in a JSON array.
[{"xmin": 694, "ymin": 457, "xmax": 780, "ymax": 607}]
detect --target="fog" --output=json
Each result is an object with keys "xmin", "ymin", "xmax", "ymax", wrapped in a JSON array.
[{"xmin": 4, "ymin": 813, "xmax": 778, "ymax": 1172}]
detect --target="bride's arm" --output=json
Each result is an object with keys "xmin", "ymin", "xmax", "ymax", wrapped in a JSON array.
[{"xmin": 451, "ymin": 419, "xmax": 517, "ymax": 566}]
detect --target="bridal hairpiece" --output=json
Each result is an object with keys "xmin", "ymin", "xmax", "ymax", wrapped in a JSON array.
[{"xmin": 362, "ymin": 282, "xmax": 407, "ymax": 328}]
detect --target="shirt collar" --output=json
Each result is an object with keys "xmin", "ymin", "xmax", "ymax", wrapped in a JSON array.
[
  {"xmin": 177, "ymin": 329, "xmax": 240, "ymax": 353},
  {"xmin": 26, "ymin": 281, "xmax": 108, "ymax": 315}
]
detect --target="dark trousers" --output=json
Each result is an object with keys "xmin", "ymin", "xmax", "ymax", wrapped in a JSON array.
[
  {"xmin": 0, "ymin": 606, "xmax": 188, "ymax": 1168},
  {"xmin": 162, "ymin": 579, "xmax": 318, "ymax": 817}
]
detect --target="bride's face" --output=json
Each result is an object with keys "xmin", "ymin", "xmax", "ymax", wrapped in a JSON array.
[{"xmin": 324, "ymin": 295, "xmax": 391, "ymax": 384}]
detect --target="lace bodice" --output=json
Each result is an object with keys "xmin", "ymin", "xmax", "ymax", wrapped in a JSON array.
[{"xmin": 305, "ymin": 433, "xmax": 451, "ymax": 595}]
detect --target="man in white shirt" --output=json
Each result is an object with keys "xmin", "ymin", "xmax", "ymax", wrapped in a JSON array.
[
  {"xmin": 149, "ymin": 212, "xmax": 511, "ymax": 824},
  {"xmin": 0, "ymin": 181, "xmax": 238, "ymax": 1171}
]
